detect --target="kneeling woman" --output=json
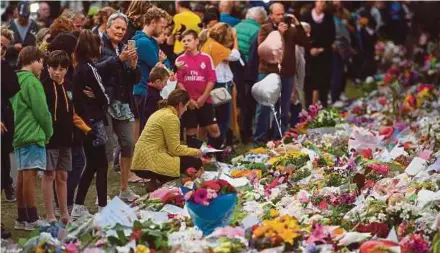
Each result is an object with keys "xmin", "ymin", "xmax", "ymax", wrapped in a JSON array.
[{"xmin": 132, "ymin": 90, "xmax": 202, "ymax": 192}]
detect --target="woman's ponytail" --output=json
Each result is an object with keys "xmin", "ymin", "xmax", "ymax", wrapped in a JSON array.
[{"xmin": 158, "ymin": 99, "xmax": 168, "ymax": 109}]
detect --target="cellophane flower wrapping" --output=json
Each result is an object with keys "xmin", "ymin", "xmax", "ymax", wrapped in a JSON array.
[{"xmin": 184, "ymin": 191, "xmax": 237, "ymax": 236}]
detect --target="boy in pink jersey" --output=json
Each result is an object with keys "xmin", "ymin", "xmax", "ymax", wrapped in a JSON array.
[{"xmin": 176, "ymin": 30, "xmax": 222, "ymax": 151}]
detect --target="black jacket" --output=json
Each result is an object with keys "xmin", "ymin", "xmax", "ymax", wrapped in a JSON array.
[
  {"xmin": 42, "ymin": 78, "xmax": 75, "ymax": 148},
  {"xmin": 72, "ymin": 60, "xmax": 109, "ymax": 122},
  {"xmin": 98, "ymin": 33, "xmax": 140, "ymax": 105},
  {"xmin": 244, "ymin": 36, "xmax": 260, "ymax": 83},
  {"xmin": 124, "ymin": 20, "xmax": 141, "ymax": 43},
  {"xmin": 5, "ymin": 19, "xmax": 39, "ymax": 68},
  {"xmin": 1, "ymin": 59, "xmax": 20, "ymax": 152},
  {"xmin": 144, "ymin": 85, "xmax": 162, "ymax": 125}
]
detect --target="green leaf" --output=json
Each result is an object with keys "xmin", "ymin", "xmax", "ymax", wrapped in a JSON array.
[
  {"xmin": 133, "ymin": 220, "xmax": 143, "ymax": 230},
  {"xmin": 408, "ymin": 193, "xmax": 417, "ymax": 202},
  {"xmin": 17, "ymin": 238, "xmax": 28, "ymax": 248},
  {"xmin": 107, "ymin": 235, "xmax": 122, "ymax": 246},
  {"xmin": 79, "ymin": 232, "xmax": 93, "ymax": 245},
  {"xmin": 116, "ymin": 229, "xmax": 128, "ymax": 245}
]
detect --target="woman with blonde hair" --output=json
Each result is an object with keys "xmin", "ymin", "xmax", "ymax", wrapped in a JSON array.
[
  {"xmin": 92, "ymin": 7, "xmax": 116, "ymax": 38},
  {"xmin": 125, "ymin": 0, "xmax": 153, "ymax": 42},
  {"xmin": 200, "ymin": 22, "xmax": 241, "ymax": 152},
  {"xmin": 60, "ymin": 9, "xmax": 85, "ymax": 32}
]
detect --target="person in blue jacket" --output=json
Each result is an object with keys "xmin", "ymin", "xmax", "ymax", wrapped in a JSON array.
[{"xmin": 132, "ymin": 7, "xmax": 169, "ymax": 136}]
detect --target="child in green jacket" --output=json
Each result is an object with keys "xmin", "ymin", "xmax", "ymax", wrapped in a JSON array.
[{"xmin": 10, "ymin": 46, "xmax": 53, "ymax": 231}]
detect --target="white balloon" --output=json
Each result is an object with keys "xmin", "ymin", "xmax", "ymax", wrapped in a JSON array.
[{"xmin": 251, "ymin": 73, "xmax": 281, "ymax": 106}]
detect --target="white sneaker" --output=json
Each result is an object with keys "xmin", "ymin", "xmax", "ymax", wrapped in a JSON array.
[
  {"xmin": 14, "ymin": 220, "xmax": 26, "ymax": 230},
  {"xmin": 119, "ymin": 188, "xmax": 140, "ymax": 203},
  {"xmin": 340, "ymin": 94, "xmax": 348, "ymax": 101},
  {"xmin": 25, "ymin": 219, "xmax": 49, "ymax": 231},
  {"xmin": 95, "ymin": 196, "xmax": 111, "ymax": 205},
  {"xmin": 71, "ymin": 205, "xmax": 91, "ymax": 219},
  {"xmin": 332, "ymin": 101, "xmax": 344, "ymax": 108}
]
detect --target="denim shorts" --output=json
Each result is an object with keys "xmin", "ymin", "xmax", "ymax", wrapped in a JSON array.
[{"xmin": 15, "ymin": 144, "xmax": 46, "ymax": 171}]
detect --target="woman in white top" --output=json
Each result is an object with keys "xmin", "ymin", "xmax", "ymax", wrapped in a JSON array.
[{"xmin": 200, "ymin": 23, "xmax": 242, "ymax": 150}]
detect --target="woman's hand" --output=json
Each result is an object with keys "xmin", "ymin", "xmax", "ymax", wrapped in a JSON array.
[
  {"xmin": 129, "ymin": 51, "xmax": 138, "ymax": 69},
  {"xmin": 195, "ymin": 167, "xmax": 204, "ymax": 178},
  {"xmin": 119, "ymin": 47, "xmax": 137, "ymax": 62},
  {"xmin": 83, "ymin": 86, "xmax": 96, "ymax": 98}
]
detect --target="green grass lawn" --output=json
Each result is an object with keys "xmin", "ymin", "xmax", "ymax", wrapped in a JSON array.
[{"xmin": 1, "ymin": 169, "xmax": 146, "ymax": 241}]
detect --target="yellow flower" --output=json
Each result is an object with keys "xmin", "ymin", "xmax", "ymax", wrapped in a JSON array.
[
  {"xmin": 253, "ymin": 225, "xmax": 270, "ymax": 237},
  {"xmin": 135, "ymin": 245, "xmax": 150, "ymax": 253},
  {"xmin": 270, "ymin": 209, "xmax": 280, "ymax": 218},
  {"xmin": 35, "ymin": 246, "xmax": 45, "ymax": 253},
  {"xmin": 249, "ymin": 147, "xmax": 268, "ymax": 154},
  {"xmin": 278, "ymin": 230, "xmax": 299, "ymax": 244}
]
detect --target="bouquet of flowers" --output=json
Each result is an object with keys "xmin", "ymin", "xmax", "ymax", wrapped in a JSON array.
[
  {"xmin": 250, "ymin": 215, "xmax": 302, "ymax": 251},
  {"xmin": 181, "ymin": 180, "xmax": 237, "ymax": 235}
]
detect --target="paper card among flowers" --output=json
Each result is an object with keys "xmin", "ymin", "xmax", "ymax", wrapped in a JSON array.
[
  {"xmin": 98, "ymin": 197, "xmax": 138, "ymax": 228},
  {"xmin": 405, "ymin": 157, "xmax": 428, "ymax": 176}
]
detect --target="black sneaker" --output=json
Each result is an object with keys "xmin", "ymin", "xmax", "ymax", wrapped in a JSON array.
[
  {"xmin": 4, "ymin": 185, "xmax": 16, "ymax": 202},
  {"xmin": 1, "ymin": 223, "xmax": 11, "ymax": 239},
  {"xmin": 113, "ymin": 163, "xmax": 121, "ymax": 173}
]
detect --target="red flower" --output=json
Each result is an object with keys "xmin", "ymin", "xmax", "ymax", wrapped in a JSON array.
[
  {"xmin": 362, "ymin": 148, "xmax": 373, "ymax": 159},
  {"xmin": 379, "ymin": 127, "xmax": 394, "ymax": 139},
  {"xmin": 201, "ymin": 180, "xmax": 221, "ymax": 192},
  {"xmin": 186, "ymin": 167, "xmax": 197, "ymax": 176},
  {"xmin": 162, "ymin": 192, "xmax": 184, "ymax": 207},
  {"xmin": 378, "ymin": 96, "xmax": 387, "ymax": 106},
  {"xmin": 318, "ymin": 201, "xmax": 328, "ymax": 210},
  {"xmin": 364, "ymin": 180, "xmax": 376, "ymax": 189},
  {"xmin": 357, "ymin": 222, "xmax": 389, "ymax": 238},
  {"xmin": 130, "ymin": 229, "xmax": 141, "ymax": 240}
]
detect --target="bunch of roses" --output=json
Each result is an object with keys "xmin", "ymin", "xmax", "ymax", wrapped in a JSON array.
[
  {"xmin": 311, "ymin": 192, "xmax": 356, "ymax": 210},
  {"xmin": 299, "ymin": 104, "xmax": 323, "ymax": 123},
  {"xmin": 400, "ymin": 233, "xmax": 430, "ymax": 253},
  {"xmin": 184, "ymin": 180, "xmax": 236, "ymax": 206}
]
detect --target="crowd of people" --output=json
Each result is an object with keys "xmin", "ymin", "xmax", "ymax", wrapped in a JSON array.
[{"xmin": 1, "ymin": 0, "xmax": 439, "ymax": 239}]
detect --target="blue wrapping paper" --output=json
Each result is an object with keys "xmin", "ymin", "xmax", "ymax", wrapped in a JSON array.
[{"xmin": 185, "ymin": 192, "xmax": 237, "ymax": 235}]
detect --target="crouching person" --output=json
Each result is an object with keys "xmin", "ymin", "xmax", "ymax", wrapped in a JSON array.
[{"xmin": 132, "ymin": 90, "xmax": 203, "ymax": 192}]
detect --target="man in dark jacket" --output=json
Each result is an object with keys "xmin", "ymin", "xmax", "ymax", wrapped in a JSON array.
[
  {"xmin": 5, "ymin": 2, "xmax": 39, "ymax": 68},
  {"xmin": 97, "ymin": 12, "xmax": 141, "ymax": 203},
  {"xmin": 240, "ymin": 36, "xmax": 259, "ymax": 144},
  {"xmin": 253, "ymin": 2, "xmax": 309, "ymax": 144}
]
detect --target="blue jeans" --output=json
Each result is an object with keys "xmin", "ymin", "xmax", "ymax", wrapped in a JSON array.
[
  {"xmin": 253, "ymin": 74, "xmax": 294, "ymax": 143},
  {"xmin": 214, "ymin": 82, "xmax": 233, "ymax": 144}
]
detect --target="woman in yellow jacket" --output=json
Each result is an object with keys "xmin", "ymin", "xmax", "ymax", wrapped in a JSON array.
[{"xmin": 132, "ymin": 89, "xmax": 202, "ymax": 192}]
